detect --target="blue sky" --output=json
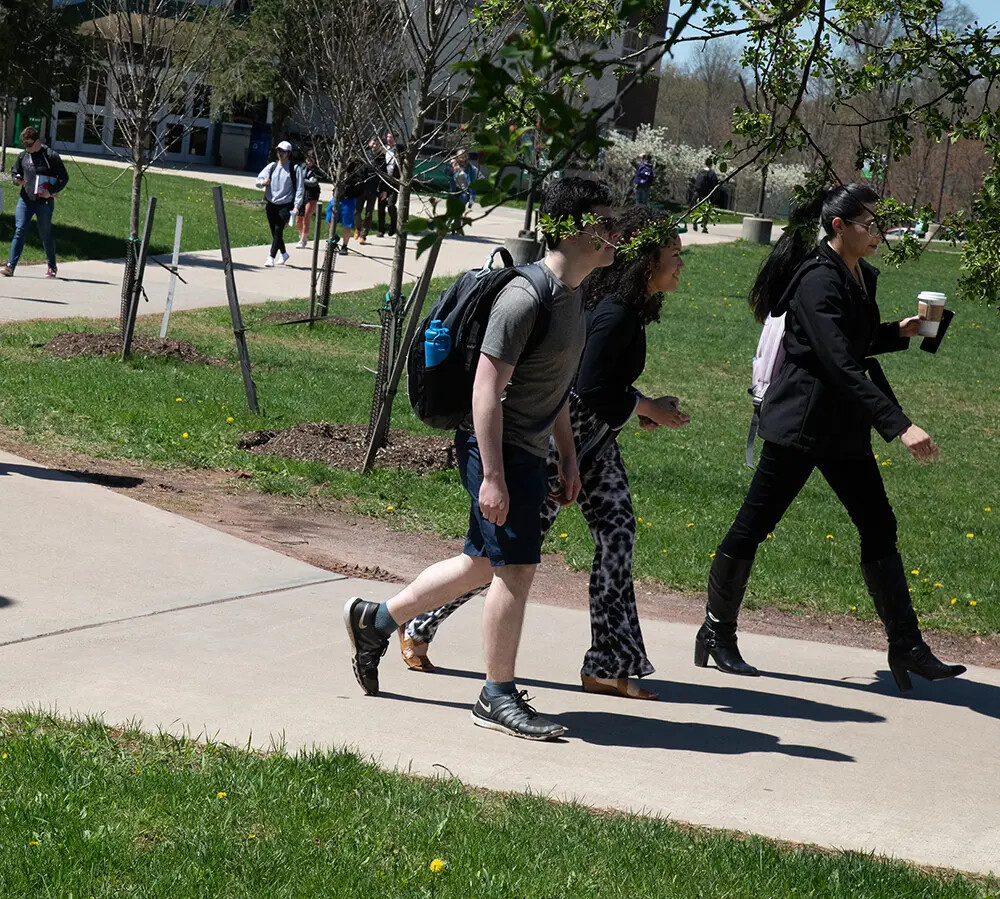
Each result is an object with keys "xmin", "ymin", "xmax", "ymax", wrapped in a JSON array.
[{"xmin": 668, "ymin": 0, "xmax": 999, "ymax": 67}]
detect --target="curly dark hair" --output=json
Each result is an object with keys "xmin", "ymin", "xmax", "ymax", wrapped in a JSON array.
[{"xmin": 582, "ymin": 206, "xmax": 678, "ymax": 324}]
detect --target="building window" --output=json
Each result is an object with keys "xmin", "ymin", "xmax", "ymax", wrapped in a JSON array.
[
  {"xmin": 165, "ymin": 123, "xmax": 185, "ymax": 154},
  {"xmin": 193, "ymin": 84, "xmax": 211, "ymax": 119},
  {"xmin": 189, "ymin": 126, "xmax": 209, "ymax": 157},
  {"xmin": 56, "ymin": 111, "xmax": 77, "ymax": 143},
  {"xmin": 86, "ymin": 70, "xmax": 107, "ymax": 106},
  {"xmin": 83, "ymin": 115, "xmax": 105, "ymax": 146},
  {"xmin": 623, "ymin": 27, "xmax": 647, "ymax": 56},
  {"xmin": 59, "ymin": 82, "xmax": 80, "ymax": 103}
]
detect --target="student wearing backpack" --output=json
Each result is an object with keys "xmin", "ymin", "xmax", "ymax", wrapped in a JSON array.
[
  {"xmin": 2, "ymin": 126, "xmax": 70, "ymax": 279},
  {"xmin": 633, "ymin": 154, "xmax": 655, "ymax": 206},
  {"xmin": 255, "ymin": 140, "xmax": 304, "ymax": 268},
  {"xmin": 344, "ymin": 178, "xmax": 618, "ymax": 740},
  {"xmin": 400, "ymin": 206, "xmax": 690, "ymax": 700},
  {"xmin": 698, "ymin": 183, "xmax": 965, "ymax": 692}
]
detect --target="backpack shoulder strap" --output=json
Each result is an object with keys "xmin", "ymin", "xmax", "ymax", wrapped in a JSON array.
[{"xmin": 517, "ymin": 262, "xmax": 555, "ymax": 308}]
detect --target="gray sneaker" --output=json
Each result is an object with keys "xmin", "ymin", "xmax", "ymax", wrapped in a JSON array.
[{"xmin": 471, "ymin": 688, "xmax": 566, "ymax": 741}]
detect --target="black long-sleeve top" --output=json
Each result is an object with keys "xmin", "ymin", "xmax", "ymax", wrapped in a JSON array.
[{"xmin": 574, "ymin": 296, "xmax": 647, "ymax": 430}]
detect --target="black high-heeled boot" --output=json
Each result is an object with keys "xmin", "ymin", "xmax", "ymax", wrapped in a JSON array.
[
  {"xmin": 861, "ymin": 554, "xmax": 967, "ymax": 692},
  {"xmin": 695, "ymin": 552, "xmax": 759, "ymax": 676}
]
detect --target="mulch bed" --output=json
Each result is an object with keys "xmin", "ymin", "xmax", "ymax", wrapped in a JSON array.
[
  {"xmin": 44, "ymin": 332, "xmax": 227, "ymax": 367},
  {"xmin": 258, "ymin": 312, "xmax": 368, "ymax": 328},
  {"xmin": 238, "ymin": 422, "xmax": 455, "ymax": 474}
]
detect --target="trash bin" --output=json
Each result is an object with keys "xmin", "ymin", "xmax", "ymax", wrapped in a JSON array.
[{"xmin": 247, "ymin": 124, "xmax": 272, "ymax": 172}]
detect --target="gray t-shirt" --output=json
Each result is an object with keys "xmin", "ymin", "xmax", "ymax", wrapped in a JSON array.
[{"xmin": 465, "ymin": 262, "xmax": 586, "ymax": 457}]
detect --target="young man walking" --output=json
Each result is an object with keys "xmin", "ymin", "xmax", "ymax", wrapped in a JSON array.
[
  {"xmin": 344, "ymin": 178, "xmax": 617, "ymax": 741},
  {"xmin": 2, "ymin": 126, "xmax": 70, "ymax": 278}
]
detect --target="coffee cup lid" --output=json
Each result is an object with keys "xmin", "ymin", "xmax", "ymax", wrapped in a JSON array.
[{"xmin": 918, "ymin": 291, "xmax": 947, "ymax": 302}]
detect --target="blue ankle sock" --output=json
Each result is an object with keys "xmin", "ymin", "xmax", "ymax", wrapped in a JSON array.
[
  {"xmin": 374, "ymin": 603, "xmax": 398, "ymax": 637},
  {"xmin": 483, "ymin": 680, "xmax": 517, "ymax": 698}
]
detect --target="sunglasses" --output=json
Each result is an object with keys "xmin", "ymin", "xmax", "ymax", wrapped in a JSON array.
[{"xmin": 846, "ymin": 219, "xmax": 881, "ymax": 237}]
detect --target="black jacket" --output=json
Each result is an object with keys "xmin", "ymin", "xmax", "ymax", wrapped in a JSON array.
[
  {"xmin": 757, "ymin": 242, "xmax": 912, "ymax": 458},
  {"xmin": 575, "ymin": 297, "xmax": 645, "ymax": 430}
]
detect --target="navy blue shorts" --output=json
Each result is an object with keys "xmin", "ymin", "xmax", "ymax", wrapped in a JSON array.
[{"xmin": 455, "ymin": 430, "xmax": 548, "ymax": 567}]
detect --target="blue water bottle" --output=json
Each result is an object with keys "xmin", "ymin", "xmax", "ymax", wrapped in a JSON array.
[{"xmin": 424, "ymin": 319, "xmax": 451, "ymax": 367}]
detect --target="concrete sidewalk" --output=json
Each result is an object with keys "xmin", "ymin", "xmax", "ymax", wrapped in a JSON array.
[{"xmin": 0, "ymin": 448, "xmax": 997, "ymax": 877}]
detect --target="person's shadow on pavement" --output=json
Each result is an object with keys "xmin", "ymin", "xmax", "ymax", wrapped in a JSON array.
[
  {"xmin": 0, "ymin": 462, "xmax": 143, "ymax": 489},
  {"xmin": 432, "ymin": 667, "xmax": 883, "ymax": 725},
  {"xmin": 551, "ymin": 709, "xmax": 854, "ymax": 761},
  {"xmin": 379, "ymin": 688, "xmax": 853, "ymax": 761},
  {"xmin": 764, "ymin": 670, "xmax": 1000, "ymax": 721}
]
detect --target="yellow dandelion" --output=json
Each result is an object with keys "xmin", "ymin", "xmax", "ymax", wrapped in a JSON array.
[
  {"xmin": 967, "ymin": 533, "xmax": 975, "ymax": 538},
  {"xmin": 951, "ymin": 598, "xmax": 958, "ymax": 605},
  {"xmin": 766, "ymin": 533, "xmax": 773, "ymax": 540},
  {"xmin": 985, "ymin": 507, "xmax": 992, "ymax": 512},
  {"xmin": 970, "ymin": 600, "xmax": 978, "ymax": 607},
  {"xmin": 28, "ymin": 840, "xmax": 40, "ymax": 847},
  {"xmin": 559, "ymin": 532, "xmax": 568, "ymax": 538},
  {"xmin": 826, "ymin": 534, "xmax": 834, "ymax": 540},
  {"xmin": 1, "ymin": 752, "xmax": 7, "ymax": 759},
  {"xmin": 182, "ymin": 432, "xmax": 189, "ymax": 439},
  {"xmin": 226, "ymin": 416, "xmax": 234, "ymax": 423},
  {"xmin": 175, "ymin": 397, "xmax": 183, "ymax": 402},
  {"xmin": 132, "ymin": 768, "xmax": 142, "ymax": 775},
  {"xmin": 637, "ymin": 517, "xmax": 643, "ymax": 522},
  {"xmin": 709, "ymin": 552, "xmax": 716, "ymax": 558},
  {"xmin": 911, "ymin": 569, "xmax": 919, "ymax": 575},
  {"xmin": 429, "ymin": 858, "xmax": 446, "ymax": 874},
  {"xmin": 687, "ymin": 522, "xmax": 694, "ymax": 528},
  {"xmin": 646, "ymin": 521, "xmax": 652, "ymax": 527},
  {"xmin": 217, "ymin": 791, "xmax": 227, "ymax": 799},
  {"xmin": 248, "ymin": 833, "xmax": 257, "ymax": 840},
  {"xmin": 850, "ymin": 605, "xmax": 857, "ymax": 611},
  {"xmin": 934, "ymin": 583, "xmax": 943, "ymax": 587},
  {"xmin": 663, "ymin": 548, "xmax": 668, "ymax": 553}
]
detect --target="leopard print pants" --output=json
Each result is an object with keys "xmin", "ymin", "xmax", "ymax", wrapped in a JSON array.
[{"xmin": 405, "ymin": 397, "xmax": 654, "ymax": 679}]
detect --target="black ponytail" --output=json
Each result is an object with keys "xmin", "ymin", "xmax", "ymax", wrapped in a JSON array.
[{"xmin": 747, "ymin": 182, "xmax": 880, "ymax": 323}]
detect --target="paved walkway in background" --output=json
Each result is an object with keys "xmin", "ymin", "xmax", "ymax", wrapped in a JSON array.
[
  {"xmin": 0, "ymin": 448, "xmax": 997, "ymax": 876},
  {"xmin": 1, "ymin": 150, "xmax": 746, "ymax": 322}
]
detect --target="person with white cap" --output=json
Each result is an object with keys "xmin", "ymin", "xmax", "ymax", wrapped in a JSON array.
[{"xmin": 256, "ymin": 139, "xmax": 304, "ymax": 268}]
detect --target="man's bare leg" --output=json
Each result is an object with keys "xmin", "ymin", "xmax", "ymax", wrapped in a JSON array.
[
  {"xmin": 386, "ymin": 554, "xmax": 492, "ymax": 624},
  {"xmin": 481, "ymin": 563, "xmax": 537, "ymax": 683}
]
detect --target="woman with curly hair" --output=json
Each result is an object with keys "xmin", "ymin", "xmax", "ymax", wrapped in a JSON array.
[{"xmin": 398, "ymin": 206, "xmax": 690, "ymax": 699}]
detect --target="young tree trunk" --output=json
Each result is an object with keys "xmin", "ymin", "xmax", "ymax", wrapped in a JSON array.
[
  {"xmin": 130, "ymin": 160, "xmax": 144, "ymax": 240},
  {"xmin": 0, "ymin": 98, "xmax": 9, "ymax": 172},
  {"xmin": 120, "ymin": 160, "xmax": 145, "ymax": 334}
]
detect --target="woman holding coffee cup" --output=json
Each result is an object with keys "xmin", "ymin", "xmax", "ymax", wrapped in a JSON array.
[
  {"xmin": 699, "ymin": 183, "xmax": 965, "ymax": 692},
  {"xmin": 399, "ymin": 206, "xmax": 690, "ymax": 699}
]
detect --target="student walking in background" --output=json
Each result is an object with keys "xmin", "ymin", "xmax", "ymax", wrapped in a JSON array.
[
  {"xmin": 698, "ymin": 183, "xmax": 965, "ymax": 692},
  {"xmin": 633, "ymin": 154, "xmax": 655, "ymax": 206},
  {"xmin": 295, "ymin": 152, "xmax": 322, "ymax": 249},
  {"xmin": 377, "ymin": 132, "xmax": 400, "ymax": 238},
  {"xmin": 256, "ymin": 139, "xmax": 304, "ymax": 268},
  {"xmin": 401, "ymin": 206, "xmax": 691, "ymax": 701},
  {"xmin": 2, "ymin": 126, "xmax": 70, "ymax": 279}
]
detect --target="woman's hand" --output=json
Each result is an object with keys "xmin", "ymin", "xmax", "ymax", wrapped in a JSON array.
[
  {"xmin": 900, "ymin": 424, "xmax": 939, "ymax": 461},
  {"xmin": 898, "ymin": 316, "xmax": 921, "ymax": 338},
  {"xmin": 640, "ymin": 395, "xmax": 690, "ymax": 428}
]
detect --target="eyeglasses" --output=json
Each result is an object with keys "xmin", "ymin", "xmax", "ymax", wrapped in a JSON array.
[{"xmin": 846, "ymin": 219, "xmax": 881, "ymax": 237}]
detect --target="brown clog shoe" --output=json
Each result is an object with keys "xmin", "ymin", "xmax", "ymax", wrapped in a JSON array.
[
  {"xmin": 581, "ymin": 675, "xmax": 658, "ymax": 700},
  {"xmin": 398, "ymin": 626, "xmax": 435, "ymax": 673}
]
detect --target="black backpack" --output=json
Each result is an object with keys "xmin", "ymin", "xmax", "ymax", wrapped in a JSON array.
[{"xmin": 407, "ymin": 248, "xmax": 554, "ymax": 431}]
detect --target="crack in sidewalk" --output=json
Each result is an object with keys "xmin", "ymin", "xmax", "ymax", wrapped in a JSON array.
[{"xmin": 0, "ymin": 576, "xmax": 348, "ymax": 648}]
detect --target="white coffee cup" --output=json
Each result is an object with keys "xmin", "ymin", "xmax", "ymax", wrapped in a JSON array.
[{"xmin": 917, "ymin": 291, "xmax": 946, "ymax": 337}]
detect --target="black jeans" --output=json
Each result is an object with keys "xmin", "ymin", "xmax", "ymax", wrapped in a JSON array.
[
  {"xmin": 719, "ymin": 441, "xmax": 898, "ymax": 563},
  {"xmin": 378, "ymin": 190, "xmax": 398, "ymax": 236},
  {"xmin": 266, "ymin": 202, "xmax": 293, "ymax": 257},
  {"xmin": 359, "ymin": 189, "xmax": 377, "ymax": 236}
]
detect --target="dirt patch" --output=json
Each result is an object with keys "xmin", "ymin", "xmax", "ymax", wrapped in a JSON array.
[
  {"xmin": 239, "ymin": 422, "xmax": 455, "ymax": 474},
  {"xmin": 43, "ymin": 332, "xmax": 228, "ymax": 367},
  {"xmin": 258, "ymin": 312, "xmax": 368, "ymax": 328},
  {"xmin": 0, "ymin": 428, "xmax": 996, "ymax": 669}
]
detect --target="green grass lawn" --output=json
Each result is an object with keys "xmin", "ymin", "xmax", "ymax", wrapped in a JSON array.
[
  {"xmin": 0, "ymin": 241, "xmax": 996, "ymax": 634},
  {"xmin": 0, "ymin": 711, "xmax": 993, "ymax": 898},
  {"xmin": 0, "ymin": 159, "xmax": 269, "ymax": 265}
]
